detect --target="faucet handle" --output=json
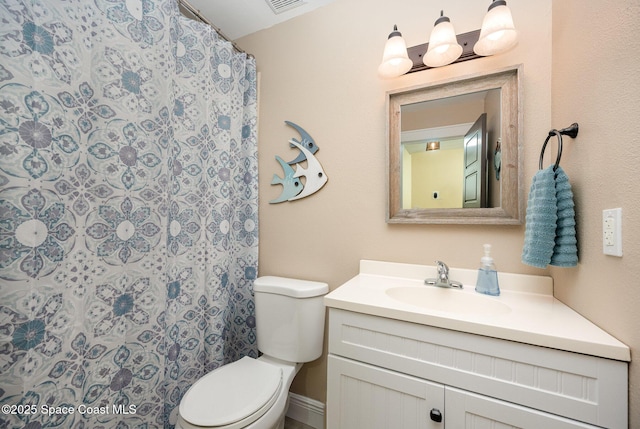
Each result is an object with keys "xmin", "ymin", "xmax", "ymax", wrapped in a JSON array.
[
  {"xmin": 426, "ymin": 260, "xmax": 463, "ymax": 289},
  {"xmin": 435, "ymin": 260, "xmax": 449, "ymax": 276}
]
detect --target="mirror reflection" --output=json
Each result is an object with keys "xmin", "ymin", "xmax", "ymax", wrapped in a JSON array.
[
  {"xmin": 387, "ymin": 65, "xmax": 522, "ymax": 224},
  {"xmin": 401, "ymin": 89, "xmax": 501, "ymax": 209}
]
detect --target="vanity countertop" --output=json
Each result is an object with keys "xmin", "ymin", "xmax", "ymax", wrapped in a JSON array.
[{"xmin": 324, "ymin": 260, "xmax": 630, "ymax": 362}]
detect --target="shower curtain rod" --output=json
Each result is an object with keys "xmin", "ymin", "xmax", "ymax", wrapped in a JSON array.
[{"xmin": 178, "ymin": 0, "xmax": 253, "ymax": 58}]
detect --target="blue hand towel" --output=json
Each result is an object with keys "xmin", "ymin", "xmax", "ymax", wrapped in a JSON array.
[
  {"xmin": 522, "ymin": 166, "xmax": 558, "ymax": 268},
  {"xmin": 522, "ymin": 165, "xmax": 578, "ymax": 268},
  {"xmin": 550, "ymin": 166, "xmax": 578, "ymax": 267}
]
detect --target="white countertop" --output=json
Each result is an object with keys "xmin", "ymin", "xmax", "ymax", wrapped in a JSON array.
[{"xmin": 324, "ymin": 260, "xmax": 630, "ymax": 362}]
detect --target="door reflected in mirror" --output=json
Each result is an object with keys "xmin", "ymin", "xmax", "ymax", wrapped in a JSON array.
[{"xmin": 387, "ymin": 65, "xmax": 523, "ymax": 224}]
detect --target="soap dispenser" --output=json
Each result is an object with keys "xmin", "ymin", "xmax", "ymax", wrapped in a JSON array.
[{"xmin": 475, "ymin": 244, "xmax": 500, "ymax": 296}]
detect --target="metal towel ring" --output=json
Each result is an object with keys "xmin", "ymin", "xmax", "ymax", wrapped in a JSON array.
[
  {"xmin": 539, "ymin": 130, "xmax": 563, "ymax": 171},
  {"xmin": 538, "ymin": 123, "xmax": 579, "ymax": 170}
]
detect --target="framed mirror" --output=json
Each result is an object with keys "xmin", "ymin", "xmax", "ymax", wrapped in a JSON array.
[{"xmin": 386, "ymin": 64, "xmax": 523, "ymax": 224}]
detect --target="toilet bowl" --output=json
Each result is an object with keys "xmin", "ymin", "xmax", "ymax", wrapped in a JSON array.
[
  {"xmin": 175, "ymin": 356, "xmax": 300, "ymax": 429},
  {"xmin": 175, "ymin": 276, "xmax": 328, "ymax": 429}
]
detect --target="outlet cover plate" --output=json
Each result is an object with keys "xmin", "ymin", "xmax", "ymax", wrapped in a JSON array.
[{"xmin": 603, "ymin": 208, "xmax": 622, "ymax": 256}]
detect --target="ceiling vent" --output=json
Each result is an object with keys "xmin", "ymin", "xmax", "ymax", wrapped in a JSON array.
[{"xmin": 265, "ymin": 0, "xmax": 306, "ymax": 15}]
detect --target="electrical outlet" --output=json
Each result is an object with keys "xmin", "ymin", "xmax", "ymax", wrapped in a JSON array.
[
  {"xmin": 603, "ymin": 208, "xmax": 622, "ymax": 257},
  {"xmin": 604, "ymin": 217, "xmax": 615, "ymax": 246}
]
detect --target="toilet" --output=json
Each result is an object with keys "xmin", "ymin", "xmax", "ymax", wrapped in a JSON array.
[{"xmin": 176, "ymin": 276, "xmax": 328, "ymax": 429}]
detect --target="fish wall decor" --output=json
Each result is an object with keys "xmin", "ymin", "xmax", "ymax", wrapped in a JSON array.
[{"xmin": 270, "ymin": 121, "xmax": 328, "ymax": 203}]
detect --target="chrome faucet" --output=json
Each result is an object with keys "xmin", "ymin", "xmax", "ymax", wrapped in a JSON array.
[{"xmin": 425, "ymin": 261, "xmax": 463, "ymax": 289}]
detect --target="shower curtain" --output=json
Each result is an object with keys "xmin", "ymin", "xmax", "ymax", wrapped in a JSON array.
[{"xmin": 0, "ymin": 0, "xmax": 259, "ymax": 427}]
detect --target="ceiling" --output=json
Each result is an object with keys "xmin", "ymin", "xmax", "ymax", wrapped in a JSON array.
[{"xmin": 184, "ymin": 0, "xmax": 338, "ymax": 41}]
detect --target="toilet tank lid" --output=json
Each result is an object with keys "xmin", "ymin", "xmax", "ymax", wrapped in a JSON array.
[{"xmin": 254, "ymin": 276, "xmax": 328, "ymax": 298}]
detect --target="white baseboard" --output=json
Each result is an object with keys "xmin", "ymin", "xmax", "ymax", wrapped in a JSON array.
[{"xmin": 286, "ymin": 392, "xmax": 325, "ymax": 429}]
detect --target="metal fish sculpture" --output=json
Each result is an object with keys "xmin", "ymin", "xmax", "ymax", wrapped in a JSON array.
[
  {"xmin": 285, "ymin": 121, "xmax": 318, "ymax": 165},
  {"xmin": 270, "ymin": 155, "xmax": 303, "ymax": 203},
  {"xmin": 288, "ymin": 139, "xmax": 328, "ymax": 201}
]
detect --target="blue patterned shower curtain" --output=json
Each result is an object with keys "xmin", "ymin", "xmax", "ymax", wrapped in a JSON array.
[{"xmin": 0, "ymin": 0, "xmax": 259, "ymax": 427}]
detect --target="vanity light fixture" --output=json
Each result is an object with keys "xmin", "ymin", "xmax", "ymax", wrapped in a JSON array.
[
  {"xmin": 378, "ymin": 25, "xmax": 414, "ymax": 79},
  {"xmin": 378, "ymin": 0, "xmax": 518, "ymax": 78},
  {"xmin": 426, "ymin": 141, "xmax": 440, "ymax": 151}
]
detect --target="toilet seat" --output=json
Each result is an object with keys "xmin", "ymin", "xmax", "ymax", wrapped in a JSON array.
[{"xmin": 179, "ymin": 356, "xmax": 283, "ymax": 429}]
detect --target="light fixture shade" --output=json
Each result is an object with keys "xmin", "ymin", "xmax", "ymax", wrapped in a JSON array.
[
  {"xmin": 474, "ymin": 0, "xmax": 518, "ymax": 56},
  {"xmin": 378, "ymin": 25, "xmax": 413, "ymax": 78},
  {"xmin": 423, "ymin": 11, "xmax": 463, "ymax": 68},
  {"xmin": 426, "ymin": 141, "xmax": 440, "ymax": 151}
]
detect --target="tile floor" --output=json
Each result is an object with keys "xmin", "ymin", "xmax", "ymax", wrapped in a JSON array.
[{"xmin": 284, "ymin": 416, "xmax": 314, "ymax": 429}]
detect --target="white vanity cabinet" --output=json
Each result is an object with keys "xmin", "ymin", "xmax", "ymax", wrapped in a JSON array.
[
  {"xmin": 327, "ymin": 309, "xmax": 627, "ymax": 429},
  {"xmin": 329, "ymin": 355, "xmax": 444, "ymax": 429}
]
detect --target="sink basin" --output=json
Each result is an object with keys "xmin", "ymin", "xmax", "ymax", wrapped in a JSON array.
[{"xmin": 385, "ymin": 286, "xmax": 511, "ymax": 315}]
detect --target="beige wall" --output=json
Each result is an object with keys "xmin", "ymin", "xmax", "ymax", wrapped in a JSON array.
[
  {"xmin": 401, "ymin": 96, "xmax": 484, "ymax": 130},
  {"xmin": 550, "ymin": 1, "xmax": 640, "ymax": 427},
  {"xmin": 238, "ymin": 0, "xmax": 639, "ymax": 424}
]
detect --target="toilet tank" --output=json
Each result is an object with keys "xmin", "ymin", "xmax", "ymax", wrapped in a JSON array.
[{"xmin": 253, "ymin": 276, "xmax": 328, "ymax": 363}]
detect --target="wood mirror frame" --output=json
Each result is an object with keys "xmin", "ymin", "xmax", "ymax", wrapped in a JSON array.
[{"xmin": 386, "ymin": 64, "xmax": 523, "ymax": 225}]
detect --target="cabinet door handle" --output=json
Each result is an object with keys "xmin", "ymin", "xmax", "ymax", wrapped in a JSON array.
[{"xmin": 429, "ymin": 408, "xmax": 443, "ymax": 423}]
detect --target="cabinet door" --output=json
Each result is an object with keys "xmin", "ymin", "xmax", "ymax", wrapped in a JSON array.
[
  {"xmin": 327, "ymin": 355, "xmax": 444, "ymax": 429},
  {"xmin": 445, "ymin": 387, "xmax": 599, "ymax": 428}
]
